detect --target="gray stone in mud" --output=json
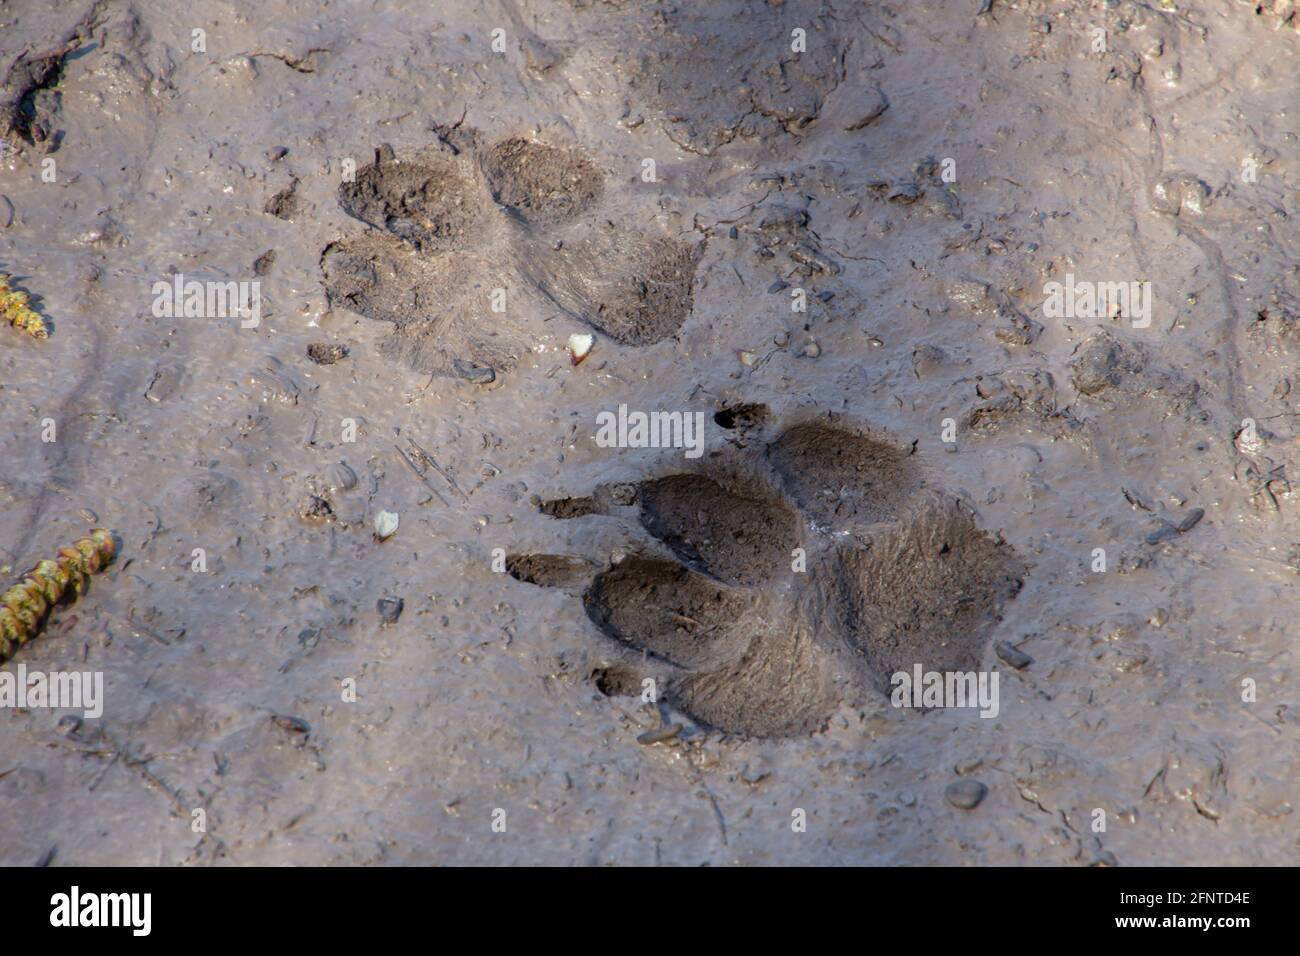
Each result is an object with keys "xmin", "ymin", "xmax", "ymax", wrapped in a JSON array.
[
  {"xmin": 758, "ymin": 205, "xmax": 809, "ymax": 233},
  {"xmin": 1145, "ymin": 520, "xmax": 1179, "ymax": 545},
  {"xmin": 377, "ymin": 596, "xmax": 404, "ymax": 626},
  {"xmin": 994, "ymin": 640, "xmax": 1032, "ymax": 669},
  {"xmin": 944, "ymin": 780, "xmax": 988, "ymax": 809},
  {"xmin": 1177, "ymin": 508, "xmax": 1204, "ymax": 533},
  {"xmin": 453, "ymin": 359, "xmax": 495, "ymax": 384}
]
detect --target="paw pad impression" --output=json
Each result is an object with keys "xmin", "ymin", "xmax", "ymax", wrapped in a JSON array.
[{"xmin": 511, "ymin": 418, "xmax": 1024, "ymax": 738}]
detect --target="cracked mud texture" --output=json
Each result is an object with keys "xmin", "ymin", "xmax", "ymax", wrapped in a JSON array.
[{"xmin": 1, "ymin": 0, "xmax": 1298, "ymax": 866}]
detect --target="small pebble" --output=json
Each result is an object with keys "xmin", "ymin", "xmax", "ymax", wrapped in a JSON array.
[
  {"xmin": 377, "ymin": 596, "xmax": 404, "ymax": 626},
  {"xmin": 994, "ymin": 640, "xmax": 1033, "ymax": 669},
  {"xmin": 944, "ymin": 780, "xmax": 988, "ymax": 809},
  {"xmin": 271, "ymin": 714, "xmax": 311, "ymax": 735},
  {"xmin": 768, "ymin": 280, "xmax": 789, "ymax": 294},
  {"xmin": 374, "ymin": 510, "xmax": 399, "ymax": 540},
  {"xmin": 453, "ymin": 358, "xmax": 495, "ymax": 383},
  {"xmin": 1145, "ymin": 520, "xmax": 1179, "ymax": 545},
  {"xmin": 637, "ymin": 724, "xmax": 682, "ymax": 745},
  {"xmin": 1177, "ymin": 507, "xmax": 1204, "ymax": 533}
]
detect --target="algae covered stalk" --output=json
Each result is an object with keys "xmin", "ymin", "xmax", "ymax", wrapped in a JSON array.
[
  {"xmin": 0, "ymin": 272, "xmax": 48, "ymax": 339},
  {"xmin": 0, "ymin": 529, "xmax": 116, "ymax": 663}
]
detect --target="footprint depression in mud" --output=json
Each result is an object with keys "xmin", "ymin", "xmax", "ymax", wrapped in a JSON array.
[{"xmin": 0, "ymin": 0, "xmax": 1295, "ymax": 874}]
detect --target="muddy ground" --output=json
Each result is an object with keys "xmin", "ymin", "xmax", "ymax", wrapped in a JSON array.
[{"xmin": 1, "ymin": 0, "xmax": 1297, "ymax": 865}]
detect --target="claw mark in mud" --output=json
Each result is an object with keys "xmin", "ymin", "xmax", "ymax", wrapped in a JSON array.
[
  {"xmin": 322, "ymin": 131, "xmax": 703, "ymax": 376},
  {"xmin": 511, "ymin": 419, "xmax": 1024, "ymax": 737},
  {"xmin": 0, "ymin": 529, "xmax": 116, "ymax": 663}
]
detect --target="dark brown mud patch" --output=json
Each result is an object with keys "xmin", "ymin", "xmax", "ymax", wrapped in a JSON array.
[
  {"xmin": 538, "ymin": 495, "xmax": 602, "ymax": 519},
  {"xmin": 591, "ymin": 663, "xmax": 643, "ymax": 697},
  {"xmin": 588, "ymin": 236, "xmax": 703, "ymax": 345},
  {"xmin": 479, "ymin": 138, "xmax": 602, "ymax": 227},
  {"xmin": 338, "ymin": 154, "xmax": 483, "ymax": 252}
]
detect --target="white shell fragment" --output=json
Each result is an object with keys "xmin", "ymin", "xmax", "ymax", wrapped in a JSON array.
[
  {"xmin": 567, "ymin": 333, "xmax": 594, "ymax": 365},
  {"xmin": 374, "ymin": 510, "xmax": 399, "ymax": 540}
]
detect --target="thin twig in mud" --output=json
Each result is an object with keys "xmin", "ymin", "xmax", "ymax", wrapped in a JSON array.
[
  {"xmin": 53, "ymin": 729, "xmax": 190, "ymax": 817},
  {"xmin": 407, "ymin": 437, "xmax": 470, "ymax": 502},
  {"xmin": 816, "ymin": 238, "xmax": 884, "ymax": 263},
  {"xmin": 393, "ymin": 444, "xmax": 450, "ymax": 507}
]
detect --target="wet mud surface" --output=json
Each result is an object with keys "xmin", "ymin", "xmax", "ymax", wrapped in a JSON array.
[{"xmin": 1, "ymin": 0, "xmax": 1298, "ymax": 865}]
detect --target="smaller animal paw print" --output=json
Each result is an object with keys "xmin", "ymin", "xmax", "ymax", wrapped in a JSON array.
[
  {"xmin": 508, "ymin": 414, "xmax": 1025, "ymax": 737},
  {"xmin": 322, "ymin": 129, "xmax": 703, "ymax": 380}
]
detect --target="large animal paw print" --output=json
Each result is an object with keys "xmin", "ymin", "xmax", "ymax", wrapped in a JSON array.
[
  {"xmin": 321, "ymin": 129, "xmax": 704, "ymax": 379},
  {"xmin": 507, "ymin": 416, "xmax": 1026, "ymax": 738}
]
